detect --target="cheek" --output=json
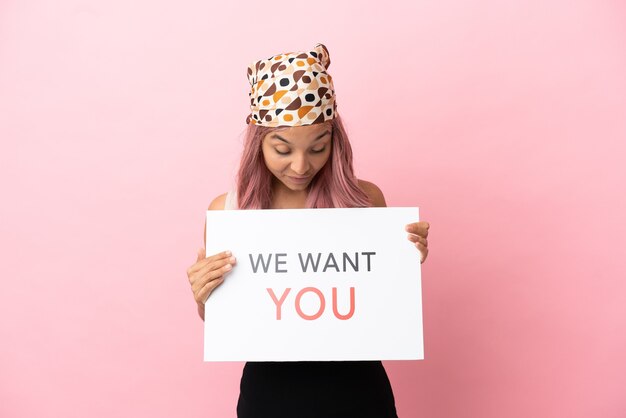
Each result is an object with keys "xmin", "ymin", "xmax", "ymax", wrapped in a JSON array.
[
  {"xmin": 313, "ymin": 151, "xmax": 331, "ymax": 169},
  {"xmin": 263, "ymin": 153, "xmax": 287, "ymax": 173}
]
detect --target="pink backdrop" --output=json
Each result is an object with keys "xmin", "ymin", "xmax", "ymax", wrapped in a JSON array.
[{"xmin": 1, "ymin": 0, "xmax": 625, "ymax": 417}]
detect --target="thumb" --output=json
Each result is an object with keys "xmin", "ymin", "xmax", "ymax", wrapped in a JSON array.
[{"xmin": 197, "ymin": 247, "xmax": 206, "ymax": 262}]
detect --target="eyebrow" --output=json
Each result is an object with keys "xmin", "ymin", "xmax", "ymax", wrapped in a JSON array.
[{"xmin": 271, "ymin": 130, "xmax": 331, "ymax": 144}]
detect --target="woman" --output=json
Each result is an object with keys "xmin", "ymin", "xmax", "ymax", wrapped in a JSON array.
[{"xmin": 187, "ymin": 43, "xmax": 430, "ymax": 418}]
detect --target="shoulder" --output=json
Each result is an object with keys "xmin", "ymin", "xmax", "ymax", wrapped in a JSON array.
[
  {"xmin": 204, "ymin": 193, "xmax": 227, "ymax": 246},
  {"xmin": 357, "ymin": 179, "xmax": 386, "ymax": 207},
  {"xmin": 208, "ymin": 193, "xmax": 228, "ymax": 211}
]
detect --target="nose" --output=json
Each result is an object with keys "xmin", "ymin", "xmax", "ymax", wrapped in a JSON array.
[{"xmin": 290, "ymin": 153, "xmax": 311, "ymax": 175}]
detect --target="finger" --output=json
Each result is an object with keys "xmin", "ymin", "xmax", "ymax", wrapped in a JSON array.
[
  {"xmin": 405, "ymin": 221, "xmax": 429, "ymax": 230},
  {"xmin": 416, "ymin": 242, "xmax": 428, "ymax": 263},
  {"xmin": 407, "ymin": 233, "xmax": 428, "ymax": 247},
  {"xmin": 197, "ymin": 277, "xmax": 225, "ymax": 304},
  {"xmin": 405, "ymin": 221, "xmax": 429, "ymax": 238},
  {"xmin": 191, "ymin": 259, "xmax": 235, "ymax": 291},
  {"xmin": 188, "ymin": 250, "xmax": 232, "ymax": 275},
  {"xmin": 206, "ymin": 250, "xmax": 233, "ymax": 263},
  {"xmin": 193, "ymin": 256, "xmax": 236, "ymax": 282},
  {"xmin": 200, "ymin": 260, "xmax": 234, "ymax": 284},
  {"xmin": 406, "ymin": 221, "xmax": 429, "ymax": 236}
]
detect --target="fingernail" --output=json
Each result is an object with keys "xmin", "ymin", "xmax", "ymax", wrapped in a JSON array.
[
  {"xmin": 225, "ymin": 250, "xmax": 232, "ymax": 256},
  {"xmin": 229, "ymin": 256, "xmax": 236, "ymax": 263},
  {"xmin": 225, "ymin": 264, "xmax": 232, "ymax": 270}
]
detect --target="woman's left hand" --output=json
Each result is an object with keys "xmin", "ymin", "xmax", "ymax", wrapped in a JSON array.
[{"xmin": 405, "ymin": 221, "xmax": 430, "ymax": 264}]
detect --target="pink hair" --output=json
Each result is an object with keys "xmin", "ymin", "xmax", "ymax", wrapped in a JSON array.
[{"xmin": 236, "ymin": 114, "xmax": 372, "ymax": 209}]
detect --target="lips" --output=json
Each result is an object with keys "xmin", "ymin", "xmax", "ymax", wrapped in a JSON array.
[{"xmin": 287, "ymin": 175, "xmax": 311, "ymax": 183}]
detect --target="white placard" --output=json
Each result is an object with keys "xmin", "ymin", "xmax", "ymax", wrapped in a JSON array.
[{"xmin": 204, "ymin": 207, "xmax": 423, "ymax": 362}]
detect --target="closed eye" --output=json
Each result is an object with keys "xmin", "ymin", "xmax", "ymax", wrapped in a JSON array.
[{"xmin": 274, "ymin": 147, "xmax": 327, "ymax": 155}]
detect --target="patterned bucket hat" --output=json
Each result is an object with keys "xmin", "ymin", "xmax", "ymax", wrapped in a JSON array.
[{"xmin": 245, "ymin": 43, "xmax": 337, "ymax": 127}]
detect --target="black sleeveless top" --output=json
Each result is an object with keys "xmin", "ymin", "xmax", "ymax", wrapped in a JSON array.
[{"xmin": 236, "ymin": 361, "xmax": 398, "ymax": 417}]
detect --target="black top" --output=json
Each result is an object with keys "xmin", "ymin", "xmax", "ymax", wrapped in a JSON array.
[{"xmin": 236, "ymin": 360, "xmax": 398, "ymax": 418}]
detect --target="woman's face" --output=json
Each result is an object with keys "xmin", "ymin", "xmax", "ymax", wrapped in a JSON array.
[{"xmin": 261, "ymin": 122, "xmax": 333, "ymax": 191}]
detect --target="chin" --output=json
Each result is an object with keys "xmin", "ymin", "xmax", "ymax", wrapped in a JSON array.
[
  {"xmin": 286, "ymin": 182, "xmax": 310, "ymax": 191},
  {"xmin": 281, "ymin": 177, "xmax": 312, "ymax": 191}
]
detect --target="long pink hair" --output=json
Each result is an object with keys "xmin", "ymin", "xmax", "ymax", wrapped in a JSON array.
[{"xmin": 236, "ymin": 114, "xmax": 371, "ymax": 209}]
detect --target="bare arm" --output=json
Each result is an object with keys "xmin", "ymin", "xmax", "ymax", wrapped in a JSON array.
[{"xmin": 195, "ymin": 193, "xmax": 228, "ymax": 321}]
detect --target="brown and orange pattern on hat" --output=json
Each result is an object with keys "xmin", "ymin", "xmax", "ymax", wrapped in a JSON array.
[{"xmin": 245, "ymin": 43, "xmax": 338, "ymax": 127}]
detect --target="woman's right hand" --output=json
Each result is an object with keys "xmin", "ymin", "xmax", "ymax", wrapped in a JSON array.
[{"xmin": 187, "ymin": 248, "xmax": 237, "ymax": 306}]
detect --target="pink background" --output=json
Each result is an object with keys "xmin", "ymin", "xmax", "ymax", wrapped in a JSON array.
[{"xmin": 1, "ymin": 0, "xmax": 625, "ymax": 417}]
